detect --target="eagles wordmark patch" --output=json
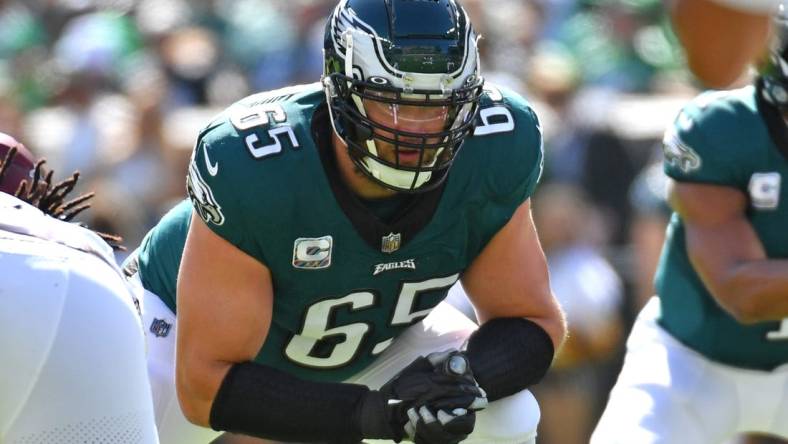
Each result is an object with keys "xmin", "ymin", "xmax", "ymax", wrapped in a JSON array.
[{"xmin": 373, "ymin": 258, "xmax": 416, "ymax": 276}]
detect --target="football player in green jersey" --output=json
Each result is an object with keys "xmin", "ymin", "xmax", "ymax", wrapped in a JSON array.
[
  {"xmin": 592, "ymin": 7, "xmax": 788, "ymax": 444},
  {"xmin": 124, "ymin": 1, "xmax": 566, "ymax": 443}
]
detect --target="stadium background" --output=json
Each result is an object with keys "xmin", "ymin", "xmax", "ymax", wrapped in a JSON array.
[{"xmin": 0, "ymin": 0, "xmax": 746, "ymax": 442}]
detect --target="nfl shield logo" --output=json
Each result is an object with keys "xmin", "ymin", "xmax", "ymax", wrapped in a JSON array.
[
  {"xmin": 381, "ymin": 232, "xmax": 401, "ymax": 254},
  {"xmin": 150, "ymin": 318, "xmax": 172, "ymax": 338}
]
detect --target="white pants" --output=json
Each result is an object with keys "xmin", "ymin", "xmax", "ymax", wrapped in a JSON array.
[
  {"xmin": 592, "ymin": 298, "xmax": 788, "ymax": 444},
  {"xmin": 139, "ymin": 280, "xmax": 539, "ymax": 444},
  {"xmin": 0, "ymin": 236, "xmax": 159, "ymax": 443}
]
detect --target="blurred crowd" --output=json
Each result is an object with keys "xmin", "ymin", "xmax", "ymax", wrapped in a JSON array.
[{"xmin": 1, "ymin": 0, "xmax": 711, "ymax": 443}]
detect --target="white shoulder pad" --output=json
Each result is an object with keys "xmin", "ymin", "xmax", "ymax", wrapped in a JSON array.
[{"xmin": 0, "ymin": 193, "xmax": 120, "ymax": 274}]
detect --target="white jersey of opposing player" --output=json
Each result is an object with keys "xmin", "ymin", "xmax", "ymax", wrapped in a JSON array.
[{"xmin": 0, "ymin": 193, "xmax": 158, "ymax": 443}]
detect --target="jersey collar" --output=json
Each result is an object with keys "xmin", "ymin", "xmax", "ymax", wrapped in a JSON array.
[{"xmin": 312, "ymin": 104, "xmax": 447, "ymax": 253}]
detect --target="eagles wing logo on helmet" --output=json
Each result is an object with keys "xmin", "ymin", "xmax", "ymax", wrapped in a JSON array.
[{"xmin": 322, "ymin": 0, "xmax": 485, "ymax": 193}]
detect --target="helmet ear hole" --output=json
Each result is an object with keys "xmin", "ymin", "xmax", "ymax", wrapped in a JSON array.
[
  {"xmin": 340, "ymin": 112, "xmax": 374, "ymax": 142},
  {"xmin": 354, "ymin": 122, "xmax": 374, "ymax": 141}
]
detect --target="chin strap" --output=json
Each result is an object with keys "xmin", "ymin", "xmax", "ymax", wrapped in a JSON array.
[{"xmin": 361, "ymin": 151, "xmax": 432, "ymax": 190}]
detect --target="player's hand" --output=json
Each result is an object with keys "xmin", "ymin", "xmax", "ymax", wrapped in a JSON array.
[
  {"xmin": 401, "ymin": 351, "xmax": 486, "ymax": 444},
  {"xmin": 356, "ymin": 350, "xmax": 486, "ymax": 442},
  {"xmin": 383, "ymin": 350, "xmax": 486, "ymax": 410},
  {"xmin": 404, "ymin": 405, "xmax": 475, "ymax": 444}
]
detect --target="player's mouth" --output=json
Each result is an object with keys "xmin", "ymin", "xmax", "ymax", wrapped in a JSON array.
[{"xmin": 396, "ymin": 148, "xmax": 428, "ymax": 166}]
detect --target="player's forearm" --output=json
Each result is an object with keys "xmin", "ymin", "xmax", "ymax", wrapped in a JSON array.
[
  {"xmin": 465, "ymin": 318, "xmax": 556, "ymax": 401},
  {"xmin": 207, "ymin": 361, "xmax": 395, "ymax": 442},
  {"xmin": 192, "ymin": 356, "xmax": 485, "ymax": 443},
  {"xmin": 473, "ymin": 285, "xmax": 566, "ymax": 352},
  {"xmin": 176, "ymin": 358, "xmax": 232, "ymax": 427},
  {"xmin": 715, "ymin": 259, "xmax": 788, "ymax": 323},
  {"xmin": 526, "ymin": 308, "xmax": 568, "ymax": 352}
]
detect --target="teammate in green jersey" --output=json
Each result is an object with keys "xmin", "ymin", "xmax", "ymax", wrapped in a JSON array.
[
  {"xmin": 592, "ymin": 7, "xmax": 788, "ymax": 444},
  {"xmin": 125, "ymin": 1, "xmax": 566, "ymax": 443}
]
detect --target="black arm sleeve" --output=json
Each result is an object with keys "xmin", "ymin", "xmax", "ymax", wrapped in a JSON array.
[
  {"xmin": 465, "ymin": 317, "xmax": 555, "ymax": 402},
  {"xmin": 209, "ymin": 361, "xmax": 373, "ymax": 443}
]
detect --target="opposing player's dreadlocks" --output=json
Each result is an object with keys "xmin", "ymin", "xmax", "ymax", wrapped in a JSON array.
[{"xmin": 0, "ymin": 146, "xmax": 124, "ymax": 250}]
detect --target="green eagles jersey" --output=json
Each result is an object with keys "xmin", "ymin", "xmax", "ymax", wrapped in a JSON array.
[
  {"xmin": 656, "ymin": 84, "xmax": 788, "ymax": 371},
  {"xmin": 133, "ymin": 82, "xmax": 543, "ymax": 382}
]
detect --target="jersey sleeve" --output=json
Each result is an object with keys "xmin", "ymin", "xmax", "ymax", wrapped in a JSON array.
[
  {"xmin": 186, "ymin": 121, "xmax": 266, "ymax": 263},
  {"xmin": 514, "ymin": 105, "xmax": 545, "ymax": 202},
  {"xmin": 463, "ymin": 86, "xmax": 545, "ymax": 258},
  {"xmin": 662, "ymin": 93, "xmax": 745, "ymax": 187},
  {"xmin": 485, "ymin": 89, "xmax": 545, "ymax": 207}
]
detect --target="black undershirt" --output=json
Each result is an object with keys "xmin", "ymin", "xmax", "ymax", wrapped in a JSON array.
[
  {"xmin": 310, "ymin": 105, "xmax": 447, "ymax": 252},
  {"xmin": 360, "ymin": 193, "xmax": 415, "ymax": 223}
]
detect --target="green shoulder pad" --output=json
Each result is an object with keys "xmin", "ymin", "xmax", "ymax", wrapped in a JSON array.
[
  {"xmin": 663, "ymin": 86, "xmax": 764, "ymax": 188},
  {"xmin": 460, "ymin": 83, "xmax": 544, "ymax": 206},
  {"xmin": 187, "ymin": 83, "xmax": 324, "ymax": 264}
]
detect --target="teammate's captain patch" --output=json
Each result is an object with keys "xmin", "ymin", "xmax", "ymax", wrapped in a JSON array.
[
  {"xmin": 749, "ymin": 172, "xmax": 781, "ymax": 210},
  {"xmin": 150, "ymin": 318, "xmax": 172, "ymax": 338},
  {"xmin": 293, "ymin": 236, "xmax": 333, "ymax": 269},
  {"xmin": 381, "ymin": 232, "xmax": 401, "ymax": 254},
  {"xmin": 373, "ymin": 258, "xmax": 416, "ymax": 276}
]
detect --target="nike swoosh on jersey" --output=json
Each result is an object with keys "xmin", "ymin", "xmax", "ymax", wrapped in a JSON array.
[{"xmin": 204, "ymin": 147, "xmax": 219, "ymax": 176}]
